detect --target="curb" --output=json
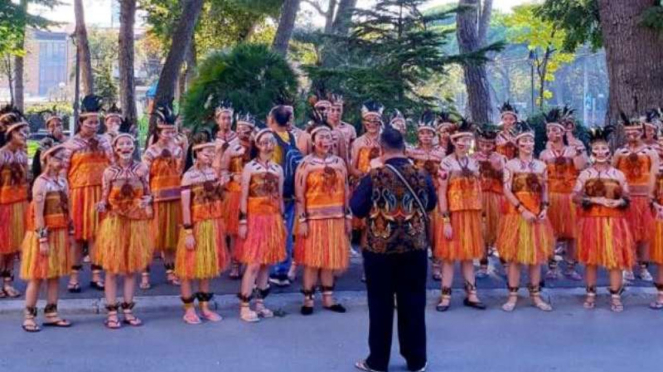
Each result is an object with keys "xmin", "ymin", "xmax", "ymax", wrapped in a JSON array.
[{"xmin": 0, "ymin": 287, "xmax": 658, "ymax": 315}]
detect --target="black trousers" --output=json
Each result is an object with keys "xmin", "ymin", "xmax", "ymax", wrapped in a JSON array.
[{"xmin": 363, "ymin": 249, "xmax": 428, "ymax": 372}]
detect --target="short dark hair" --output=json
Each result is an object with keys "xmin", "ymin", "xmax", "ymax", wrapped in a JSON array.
[
  {"xmin": 380, "ymin": 126, "xmax": 405, "ymax": 152},
  {"xmin": 270, "ymin": 105, "xmax": 292, "ymax": 127}
]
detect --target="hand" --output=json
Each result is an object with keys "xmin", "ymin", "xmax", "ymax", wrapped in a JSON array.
[
  {"xmin": 139, "ymin": 196, "xmax": 152, "ymax": 209},
  {"xmin": 538, "ymin": 208, "xmax": 548, "ymax": 221},
  {"xmin": 184, "ymin": 235, "xmax": 195, "ymax": 250},
  {"xmin": 39, "ymin": 241, "xmax": 50, "ymax": 256},
  {"xmin": 298, "ymin": 221, "xmax": 309, "ymax": 238},
  {"xmin": 443, "ymin": 222, "xmax": 453, "ymax": 240},
  {"xmin": 96, "ymin": 201, "xmax": 107, "ymax": 213},
  {"xmin": 521, "ymin": 210, "xmax": 537, "ymax": 223},
  {"xmin": 238, "ymin": 224, "xmax": 247, "ymax": 240},
  {"xmin": 603, "ymin": 199, "xmax": 621, "ymax": 209}
]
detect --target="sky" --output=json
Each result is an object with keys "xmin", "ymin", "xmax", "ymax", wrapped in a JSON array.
[{"xmin": 32, "ymin": 0, "xmax": 536, "ymax": 28}]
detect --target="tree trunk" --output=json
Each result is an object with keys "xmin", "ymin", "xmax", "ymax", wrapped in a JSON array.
[
  {"xmin": 272, "ymin": 0, "xmax": 301, "ymax": 56},
  {"xmin": 477, "ymin": 0, "xmax": 493, "ymax": 46},
  {"xmin": 13, "ymin": 0, "xmax": 27, "ymax": 110},
  {"xmin": 457, "ymin": 0, "xmax": 493, "ymax": 123},
  {"xmin": 331, "ymin": 0, "xmax": 356, "ymax": 36},
  {"xmin": 154, "ymin": 0, "xmax": 204, "ymax": 105},
  {"xmin": 74, "ymin": 0, "xmax": 94, "ymax": 95},
  {"xmin": 599, "ymin": 0, "xmax": 663, "ymax": 137},
  {"xmin": 324, "ymin": 0, "xmax": 338, "ymax": 34},
  {"xmin": 3, "ymin": 56, "xmax": 14, "ymax": 104},
  {"xmin": 119, "ymin": 0, "xmax": 137, "ymax": 126}
]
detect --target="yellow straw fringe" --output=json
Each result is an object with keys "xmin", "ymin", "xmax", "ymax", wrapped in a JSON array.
[
  {"xmin": 151, "ymin": 199, "xmax": 181, "ymax": 251},
  {"xmin": 0, "ymin": 201, "xmax": 28, "ymax": 254},
  {"xmin": 295, "ymin": 218, "xmax": 350, "ymax": 270},
  {"xmin": 496, "ymin": 214, "xmax": 554, "ymax": 265},
  {"xmin": 20, "ymin": 229, "xmax": 71, "ymax": 280},
  {"xmin": 434, "ymin": 210, "xmax": 484, "ymax": 261},
  {"xmin": 94, "ymin": 216, "xmax": 154, "ymax": 274},
  {"xmin": 175, "ymin": 218, "xmax": 228, "ymax": 280}
]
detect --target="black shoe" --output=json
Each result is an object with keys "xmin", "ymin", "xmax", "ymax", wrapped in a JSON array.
[
  {"xmin": 90, "ymin": 281, "xmax": 105, "ymax": 291},
  {"xmin": 324, "ymin": 303, "xmax": 346, "ymax": 313},
  {"xmin": 435, "ymin": 303, "xmax": 449, "ymax": 312},
  {"xmin": 409, "ymin": 362, "xmax": 428, "ymax": 372},
  {"xmin": 300, "ymin": 305, "xmax": 314, "ymax": 316},
  {"xmin": 463, "ymin": 298, "xmax": 487, "ymax": 310}
]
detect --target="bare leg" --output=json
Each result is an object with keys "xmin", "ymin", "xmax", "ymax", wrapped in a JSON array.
[
  {"xmin": 609, "ymin": 269, "xmax": 624, "ymax": 312},
  {"xmin": 68, "ymin": 241, "xmax": 83, "ymax": 292},
  {"xmin": 121, "ymin": 274, "xmax": 142, "ymax": 326},
  {"xmin": 462, "ymin": 260, "xmax": 483, "ymax": 306},
  {"xmin": 22, "ymin": 279, "xmax": 42, "ymax": 332},
  {"xmin": 89, "ymin": 240, "xmax": 105, "ymax": 288},
  {"xmin": 180, "ymin": 279, "xmax": 200, "ymax": 324},
  {"xmin": 529, "ymin": 265, "xmax": 552, "ymax": 311},
  {"xmin": 255, "ymin": 265, "xmax": 273, "ymax": 317},
  {"xmin": 652, "ymin": 266, "xmax": 663, "ymax": 309},
  {"xmin": 638, "ymin": 243, "xmax": 653, "ymax": 281},
  {"xmin": 437, "ymin": 260, "xmax": 454, "ymax": 309},
  {"xmin": 1, "ymin": 254, "xmax": 20, "ymax": 297},
  {"xmin": 502, "ymin": 262, "xmax": 521, "ymax": 312},
  {"xmin": 302, "ymin": 267, "xmax": 318, "ymax": 308},
  {"xmin": 584, "ymin": 265, "xmax": 597, "ymax": 309},
  {"xmin": 564, "ymin": 240, "xmax": 582, "ymax": 281},
  {"xmin": 104, "ymin": 272, "xmax": 120, "ymax": 329},
  {"xmin": 239, "ymin": 263, "xmax": 261, "ymax": 322}
]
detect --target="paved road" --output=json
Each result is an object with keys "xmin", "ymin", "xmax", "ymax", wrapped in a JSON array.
[
  {"xmin": 6, "ymin": 253, "xmax": 660, "ymax": 300},
  {"xmin": 2, "ymin": 291, "xmax": 663, "ymax": 372}
]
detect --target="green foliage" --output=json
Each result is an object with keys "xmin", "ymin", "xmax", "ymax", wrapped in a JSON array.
[
  {"xmin": 535, "ymin": 0, "xmax": 602, "ymax": 52},
  {"xmin": 181, "ymin": 43, "xmax": 298, "ymax": 130},
  {"xmin": 87, "ymin": 28, "xmax": 118, "ymax": 105},
  {"xmin": 1, "ymin": 0, "xmax": 60, "ymax": 55},
  {"xmin": 304, "ymin": 0, "xmax": 503, "ymax": 126},
  {"xmin": 640, "ymin": 3, "xmax": 663, "ymax": 36},
  {"xmin": 24, "ymin": 102, "xmax": 73, "ymax": 133}
]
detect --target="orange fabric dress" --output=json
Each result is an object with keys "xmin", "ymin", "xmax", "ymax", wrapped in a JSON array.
[
  {"xmin": 409, "ymin": 146, "xmax": 445, "ymax": 247},
  {"xmin": 0, "ymin": 148, "xmax": 29, "ymax": 254},
  {"xmin": 496, "ymin": 166, "xmax": 555, "ymax": 265},
  {"xmin": 95, "ymin": 164, "xmax": 154, "ymax": 274},
  {"xmin": 614, "ymin": 149, "xmax": 655, "ymax": 244},
  {"xmin": 294, "ymin": 155, "xmax": 350, "ymax": 270},
  {"xmin": 351, "ymin": 135, "xmax": 380, "ymax": 232},
  {"xmin": 474, "ymin": 152, "xmax": 504, "ymax": 247},
  {"xmin": 434, "ymin": 156, "xmax": 484, "ymax": 261},
  {"xmin": 235, "ymin": 163, "xmax": 286, "ymax": 265},
  {"xmin": 221, "ymin": 142, "xmax": 251, "ymax": 237},
  {"xmin": 145, "ymin": 145, "xmax": 182, "ymax": 251},
  {"xmin": 175, "ymin": 171, "xmax": 228, "ymax": 279},
  {"xmin": 575, "ymin": 169, "xmax": 634, "ymax": 270},
  {"xmin": 63, "ymin": 135, "xmax": 112, "ymax": 241},
  {"xmin": 20, "ymin": 176, "xmax": 72, "ymax": 280},
  {"xmin": 541, "ymin": 147, "xmax": 581, "ymax": 240},
  {"xmin": 650, "ymin": 172, "xmax": 663, "ymax": 264}
]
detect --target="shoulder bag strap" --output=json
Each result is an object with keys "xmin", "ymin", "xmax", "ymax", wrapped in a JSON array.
[{"xmin": 384, "ymin": 163, "xmax": 429, "ymax": 222}]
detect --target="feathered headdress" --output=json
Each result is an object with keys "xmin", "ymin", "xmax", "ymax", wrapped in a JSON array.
[
  {"xmin": 436, "ymin": 110, "xmax": 456, "ymax": 131},
  {"xmin": 0, "ymin": 104, "xmax": 28, "ymax": 136},
  {"xmin": 561, "ymin": 105, "xmax": 575, "ymax": 124},
  {"xmin": 214, "ymin": 99, "xmax": 234, "ymax": 117},
  {"xmin": 544, "ymin": 107, "xmax": 565, "ymax": 130},
  {"xmin": 587, "ymin": 125, "xmax": 614, "ymax": 144},
  {"xmin": 514, "ymin": 120, "xmax": 535, "ymax": 141},
  {"xmin": 105, "ymin": 102, "xmax": 122, "ymax": 120},
  {"xmin": 235, "ymin": 112, "xmax": 256, "ymax": 128},
  {"xmin": 361, "ymin": 100, "xmax": 384, "ymax": 120},
  {"xmin": 645, "ymin": 108, "xmax": 661, "ymax": 126},
  {"xmin": 330, "ymin": 93, "xmax": 344, "ymax": 106},
  {"xmin": 417, "ymin": 111, "xmax": 436, "ymax": 132},
  {"xmin": 152, "ymin": 99, "xmax": 177, "ymax": 127},
  {"xmin": 620, "ymin": 111, "xmax": 643, "ymax": 129},
  {"xmin": 308, "ymin": 109, "xmax": 332, "ymax": 140},
  {"xmin": 476, "ymin": 123, "xmax": 499, "ymax": 141},
  {"xmin": 80, "ymin": 95, "xmax": 104, "ymax": 118},
  {"xmin": 450, "ymin": 118, "xmax": 474, "ymax": 140},
  {"xmin": 499, "ymin": 101, "xmax": 518, "ymax": 119},
  {"xmin": 308, "ymin": 87, "xmax": 332, "ymax": 109}
]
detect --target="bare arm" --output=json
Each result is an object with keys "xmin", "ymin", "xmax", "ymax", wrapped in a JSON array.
[
  {"xmin": 32, "ymin": 178, "xmax": 47, "ymax": 231},
  {"xmin": 294, "ymin": 160, "xmax": 308, "ymax": 222},
  {"xmin": 180, "ymin": 175, "xmax": 193, "ymax": 227}
]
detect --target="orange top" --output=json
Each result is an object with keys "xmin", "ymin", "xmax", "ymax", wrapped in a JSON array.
[
  {"xmin": 478, "ymin": 160, "xmax": 503, "ymax": 194},
  {"xmin": 149, "ymin": 153, "xmax": 181, "ymax": 201},
  {"xmin": 108, "ymin": 180, "xmax": 151, "ymax": 220},
  {"xmin": 357, "ymin": 147, "xmax": 380, "ymax": 174},
  {"xmin": 506, "ymin": 172, "xmax": 544, "ymax": 214},
  {"xmin": 226, "ymin": 151, "xmax": 250, "ymax": 193},
  {"xmin": 27, "ymin": 191, "xmax": 70, "ymax": 230},
  {"xmin": 0, "ymin": 162, "xmax": 28, "ymax": 204},
  {"xmin": 447, "ymin": 172, "xmax": 482, "ymax": 212},
  {"xmin": 655, "ymin": 174, "xmax": 663, "ymax": 205},
  {"xmin": 68, "ymin": 151, "xmax": 109, "ymax": 189},
  {"xmin": 615, "ymin": 154, "xmax": 652, "ymax": 186},
  {"xmin": 580, "ymin": 178, "xmax": 625, "ymax": 218},
  {"xmin": 248, "ymin": 172, "xmax": 281, "ymax": 215},
  {"xmin": 190, "ymin": 180, "xmax": 224, "ymax": 222},
  {"xmin": 547, "ymin": 157, "xmax": 578, "ymax": 194},
  {"xmin": 304, "ymin": 167, "xmax": 345, "ymax": 219}
]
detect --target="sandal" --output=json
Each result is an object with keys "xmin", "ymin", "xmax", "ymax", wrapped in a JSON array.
[
  {"xmin": 301, "ymin": 288, "xmax": 315, "ymax": 316},
  {"xmin": 121, "ymin": 302, "xmax": 143, "ymax": 326},
  {"xmin": 354, "ymin": 360, "xmax": 383, "ymax": 372},
  {"xmin": 463, "ymin": 281, "xmax": 487, "ymax": 310},
  {"xmin": 563, "ymin": 261, "xmax": 582, "ymax": 281},
  {"xmin": 229, "ymin": 262, "xmax": 241, "ymax": 280},
  {"xmin": 181, "ymin": 296, "xmax": 201, "ymax": 324},
  {"xmin": 197, "ymin": 292, "xmax": 222, "ymax": 322},
  {"xmin": 321, "ymin": 285, "xmax": 346, "ymax": 313},
  {"xmin": 90, "ymin": 265, "xmax": 105, "ymax": 291},
  {"xmin": 529, "ymin": 284, "xmax": 552, "ymax": 312},
  {"xmin": 435, "ymin": 287, "xmax": 452, "ymax": 312},
  {"xmin": 22, "ymin": 307, "xmax": 41, "ymax": 333},
  {"xmin": 238, "ymin": 294, "xmax": 260, "ymax": 323},
  {"xmin": 165, "ymin": 263, "xmax": 181, "ymax": 286},
  {"xmin": 68, "ymin": 265, "xmax": 82, "ymax": 293},
  {"xmin": 2, "ymin": 272, "xmax": 21, "ymax": 298},
  {"xmin": 43, "ymin": 304, "xmax": 72, "ymax": 327},
  {"xmin": 650, "ymin": 283, "xmax": 663, "ymax": 310},
  {"xmin": 104, "ymin": 304, "xmax": 122, "ymax": 330},
  {"xmin": 583, "ymin": 286, "xmax": 597, "ymax": 309},
  {"xmin": 431, "ymin": 262, "xmax": 442, "ymax": 282},
  {"xmin": 609, "ymin": 288, "xmax": 624, "ymax": 313},
  {"xmin": 502, "ymin": 286, "xmax": 519, "ymax": 312},
  {"xmin": 139, "ymin": 272, "xmax": 151, "ymax": 290}
]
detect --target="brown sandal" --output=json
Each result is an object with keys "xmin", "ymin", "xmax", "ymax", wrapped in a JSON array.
[
  {"xmin": 43, "ymin": 304, "xmax": 72, "ymax": 328},
  {"xmin": 22, "ymin": 307, "xmax": 41, "ymax": 333}
]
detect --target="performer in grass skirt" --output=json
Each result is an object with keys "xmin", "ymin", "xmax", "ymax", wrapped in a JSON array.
[
  {"xmin": 497, "ymin": 121, "xmax": 555, "ymax": 312},
  {"xmin": 219, "ymin": 112, "xmax": 255, "ymax": 280},
  {"xmin": 613, "ymin": 113, "xmax": 658, "ymax": 282},
  {"xmin": 141, "ymin": 101, "xmax": 184, "ymax": 289},
  {"xmin": 20, "ymin": 143, "xmax": 73, "ymax": 332},
  {"xmin": 95, "ymin": 133, "xmax": 154, "ymax": 329},
  {"xmin": 648, "ymin": 120, "xmax": 663, "ymax": 309},
  {"xmin": 472, "ymin": 124, "xmax": 506, "ymax": 278},
  {"xmin": 176, "ymin": 132, "xmax": 228, "ymax": 325},
  {"xmin": 0, "ymin": 106, "xmax": 30, "ymax": 298},
  {"xmin": 495, "ymin": 102, "xmax": 518, "ymax": 160},
  {"xmin": 308, "ymin": 90, "xmax": 349, "ymax": 162},
  {"xmin": 539, "ymin": 107, "xmax": 587, "ymax": 281},
  {"xmin": 62, "ymin": 95, "xmax": 113, "ymax": 293},
  {"xmin": 435, "ymin": 111, "xmax": 456, "ymax": 155},
  {"xmin": 295, "ymin": 118, "xmax": 350, "ymax": 316},
  {"xmin": 574, "ymin": 125, "xmax": 634, "ymax": 312},
  {"xmin": 434, "ymin": 119, "xmax": 486, "ymax": 312},
  {"xmin": 642, "ymin": 109, "xmax": 660, "ymax": 151},
  {"xmin": 235, "ymin": 129, "xmax": 286, "ymax": 322}
]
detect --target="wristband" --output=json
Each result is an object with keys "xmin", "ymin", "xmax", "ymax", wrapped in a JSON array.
[
  {"xmin": 36, "ymin": 227, "xmax": 49, "ymax": 240},
  {"xmin": 182, "ymin": 223, "xmax": 193, "ymax": 230}
]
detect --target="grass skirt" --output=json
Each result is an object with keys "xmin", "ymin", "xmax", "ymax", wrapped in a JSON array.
[
  {"xmin": 235, "ymin": 215, "xmax": 286, "ymax": 265},
  {"xmin": 151, "ymin": 199, "xmax": 181, "ymax": 251},
  {"xmin": 294, "ymin": 218, "xmax": 349, "ymax": 270},
  {"xmin": 434, "ymin": 210, "xmax": 484, "ymax": 261},
  {"xmin": 496, "ymin": 214, "xmax": 554, "ymax": 265},
  {"xmin": 625, "ymin": 196, "xmax": 654, "ymax": 244},
  {"xmin": 482, "ymin": 192, "xmax": 502, "ymax": 247},
  {"xmin": 0, "ymin": 201, "xmax": 28, "ymax": 254},
  {"xmin": 222, "ymin": 189, "xmax": 241, "ymax": 236},
  {"xmin": 94, "ymin": 216, "xmax": 154, "ymax": 274},
  {"xmin": 577, "ymin": 216, "xmax": 634, "ymax": 270},
  {"xmin": 548, "ymin": 192, "xmax": 578, "ymax": 240},
  {"xmin": 175, "ymin": 218, "xmax": 228, "ymax": 280},
  {"xmin": 71, "ymin": 185, "xmax": 103, "ymax": 242},
  {"xmin": 650, "ymin": 219, "xmax": 663, "ymax": 265},
  {"xmin": 20, "ymin": 229, "xmax": 71, "ymax": 280}
]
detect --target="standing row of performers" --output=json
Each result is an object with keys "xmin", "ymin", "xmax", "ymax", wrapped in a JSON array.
[{"xmin": 2, "ymin": 92, "xmax": 663, "ymax": 333}]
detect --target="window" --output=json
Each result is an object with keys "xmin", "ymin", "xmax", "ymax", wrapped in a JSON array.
[{"xmin": 39, "ymin": 40, "xmax": 67, "ymax": 96}]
